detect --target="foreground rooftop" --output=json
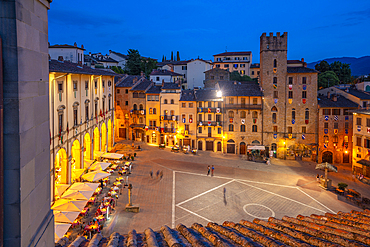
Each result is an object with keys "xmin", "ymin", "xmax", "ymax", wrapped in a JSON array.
[{"xmin": 57, "ymin": 209, "xmax": 370, "ymax": 246}]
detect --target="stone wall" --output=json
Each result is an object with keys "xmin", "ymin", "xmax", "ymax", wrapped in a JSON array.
[{"xmin": 0, "ymin": 0, "xmax": 54, "ymax": 246}]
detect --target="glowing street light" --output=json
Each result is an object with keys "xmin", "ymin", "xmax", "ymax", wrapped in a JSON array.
[{"xmin": 217, "ymin": 90, "xmax": 222, "ymax": 97}]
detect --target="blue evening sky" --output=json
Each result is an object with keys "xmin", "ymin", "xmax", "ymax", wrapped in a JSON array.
[{"xmin": 48, "ymin": 0, "xmax": 370, "ymax": 63}]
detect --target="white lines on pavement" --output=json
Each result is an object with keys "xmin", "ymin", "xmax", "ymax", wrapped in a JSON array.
[
  {"xmin": 177, "ymin": 205, "xmax": 212, "ymax": 222},
  {"xmin": 176, "ymin": 179, "xmax": 235, "ymax": 206},
  {"xmin": 235, "ymin": 178, "xmax": 296, "ymax": 189},
  {"xmin": 296, "ymin": 187, "xmax": 335, "ymax": 214},
  {"xmin": 236, "ymin": 180, "xmax": 327, "ymax": 214},
  {"xmin": 174, "ymin": 170, "xmax": 297, "ymax": 188},
  {"xmin": 172, "ymin": 171, "xmax": 176, "ymax": 228}
]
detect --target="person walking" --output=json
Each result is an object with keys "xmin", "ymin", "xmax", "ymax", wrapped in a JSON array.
[
  {"xmin": 207, "ymin": 166, "xmax": 211, "ymax": 176},
  {"xmin": 160, "ymin": 170, "xmax": 163, "ymax": 180},
  {"xmin": 150, "ymin": 170, "xmax": 153, "ymax": 178},
  {"xmin": 211, "ymin": 165, "xmax": 214, "ymax": 176}
]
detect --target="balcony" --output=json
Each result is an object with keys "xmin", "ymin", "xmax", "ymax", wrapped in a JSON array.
[
  {"xmin": 224, "ymin": 104, "xmax": 262, "ymax": 110},
  {"xmin": 197, "ymin": 107, "xmax": 222, "ymax": 113},
  {"xmin": 197, "ymin": 121, "xmax": 222, "ymax": 127},
  {"xmin": 161, "ymin": 115, "xmax": 179, "ymax": 121},
  {"xmin": 131, "ymin": 109, "xmax": 146, "ymax": 115}
]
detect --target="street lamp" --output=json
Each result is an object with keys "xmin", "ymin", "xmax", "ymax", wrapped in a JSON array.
[{"xmin": 283, "ymin": 141, "xmax": 286, "ymax": 160}]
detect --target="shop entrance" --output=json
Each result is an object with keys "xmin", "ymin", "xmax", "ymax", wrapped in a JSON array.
[
  {"xmin": 322, "ymin": 151, "xmax": 333, "ymax": 163},
  {"xmin": 206, "ymin": 141, "xmax": 213, "ymax": 151}
]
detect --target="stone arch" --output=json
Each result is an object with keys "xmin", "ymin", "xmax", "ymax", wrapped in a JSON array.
[
  {"xmin": 271, "ymin": 106, "xmax": 277, "ymax": 112},
  {"xmin": 71, "ymin": 139, "xmax": 81, "ymax": 182},
  {"xmin": 322, "ymin": 151, "xmax": 333, "ymax": 163},
  {"xmin": 84, "ymin": 132, "xmax": 91, "ymax": 162},
  {"xmin": 93, "ymin": 127, "xmax": 100, "ymax": 159},
  {"xmin": 240, "ymin": 142, "xmax": 246, "ymax": 155},
  {"xmin": 108, "ymin": 119, "xmax": 113, "ymax": 150},
  {"xmin": 55, "ymin": 148, "xmax": 68, "ymax": 185},
  {"xmin": 101, "ymin": 122, "xmax": 107, "ymax": 152}
]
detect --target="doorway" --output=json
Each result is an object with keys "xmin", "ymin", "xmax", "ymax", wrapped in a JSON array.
[
  {"xmin": 240, "ymin": 142, "xmax": 246, "ymax": 155},
  {"xmin": 198, "ymin": 141, "xmax": 203, "ymax": 151},
  {"xmin": 322, "ymin": 151, "xmax": 333, "ymax": 163},
  {"xmin": 206, "ymin": 141, "xmax": 213, "ymax": 151}
]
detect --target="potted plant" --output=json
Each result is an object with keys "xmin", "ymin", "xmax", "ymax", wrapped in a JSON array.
[{"xmin": 338, "ymin": 182, "xmax": 348, "ymax": 191}]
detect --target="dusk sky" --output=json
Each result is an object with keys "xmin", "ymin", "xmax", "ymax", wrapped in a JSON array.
[{"xmin": 49, "ymin": 0, "xmax": 370, "ymax": 63}]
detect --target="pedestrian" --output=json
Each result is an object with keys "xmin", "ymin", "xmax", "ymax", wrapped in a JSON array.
[
  {"xmin": 160, "ymin": 170, "xmax": 163, "ymax": 180},
  {"xmin": 99, "ymin": 179, "xmax": 104, "ymax": 188},
  {"xmin": 150, "ymin": 170, "xmax": 153, "ymax": 178},
  {"xmin": 156, "ymin": 170, "xmax": 160, "ymax": 179},
  {"xmin": 316, "ymin": 174, "xmax": 319, "ymax": 181},
  {"xmin": 207, "ymin": 166, "xmax": 210, "ymax": 176},
  {"xmin": 211, "ymin": 165, "xmax": 214, "ymax": 176}
]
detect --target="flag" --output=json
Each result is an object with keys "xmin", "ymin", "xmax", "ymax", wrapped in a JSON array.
[
  {"xmin": 274, "ymin": 99, "xmax": 278, "ymax": 104},
  {"xmin": 273, "ymin": 84, "xmax": 277, "ymax": 89},
  {"xmin": 288, "ymin": 99, "xmax": 292, "ymax": 104},
  {"xmin": 100, "ymin": 109, "xmax": 103, "ymax": 117},
  {"xmin": 302, "ymin": 134, "xmax": 305, "ymax": 140},
  {"xmin": 208, "ymin": 108, "xmax": 211, "ymax": 113},
  {"xmin": 302, "ymin": 99, "xmax": 306, "ymax": 104},
  {"xmin": 334, "ymin": 115, "xmax": 338, "ymax": 121},
  {"xmin": 273, "ymin": 134, "xmax": 277, "ymax": 139},
  {"xmin": 303, "ymin": 85, "xmax": 307, "ymax": 90},
  {"xmin": 324, "ymin": 129, "xmax": 328, "ymax": 134},
  {"xmin": 292, "ymin": 119, "xmax": 295, "ymax": 125},
  {"xmin": 305, "ymin": 120, "xmax": 309, "ymax": 124},
  {"xmin": 334, "ymin": 129, "xmax": 338, "ymax": 134},
  {"xmin": 345, "ymin": 116, "xmax": 349, "ymax": 121},
  {"xmin": 289, "ymin": 85, "xmax": 292, "ymax": 90},
  {"xmin": 324, "ymin": 116, "xmax": 329, "ymax": 121}
]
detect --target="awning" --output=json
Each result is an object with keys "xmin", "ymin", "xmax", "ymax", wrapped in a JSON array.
[
  {"xmin": 55, "ymin": 184, "xmax": 70, "ymax": 197},
  {"xmin": 72, "ymin": 169, "xmax": 85, "ymax": 179},
  {"xmin": 357, "ymin": 159, "xmax": 370, "ymax": 167},
  {"xmin": 247, "ymin": 145, "xmax": 265, "ymax": 150},
  {"xmin": 61, "ymin": 190, "xmax": 94, "ymax": 201},
  {"xmin": 101, "ymin": 153, "xmax": 124, "ymax": 160}
]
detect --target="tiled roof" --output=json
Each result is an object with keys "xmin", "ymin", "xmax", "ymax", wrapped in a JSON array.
[
  {"xmin": 150, "ymin": 69, "xmax": 183, "ymax": 76},
  {"xmin": 145, "ymin": 84, "xmax": 162, "ymax": 94},
  {"xmin": 341, "ymin": 88, "xmax": 370, "ymax": 100},
  {"xmin": 49, "ymin": 44, "xmax": 85, "ymax": 50},
  {"xmin": 110, "ymin": 50, "xmax": 128, "ymax": 59},
  {"xmin": 318, "ymin": 95, "xmax": 359, "ymax": 108},
  {"xmin": 161, "ymin": 83, "xmax": 181, "ymax": 90},
  {"xmin": 156, "ymin": 61, "xmax": 174, "ymax": 67},
  {"xmin": 188, "ymin": 58, "xmax": 212, "ymax": 64},
  {"xmin": 180, "ymin": 89, "xmax": 196, "ymax": 101},
  {"xmin": 218, "ymin": 81, "xmax": 262, "ymax": 97},
  {"xmin": 172, "ymin": 60, "xmax": 191, "ymax": 65},
  {"xmin": 98, "ymin": 57, "xmax": 118, "ymax": 63},
  {"xmin": 287, "ymin": 67, "xmax": 317, "ymax": 73},
  {"xmin": 287, "ymin": 60, "xmax": 305, "ymax": 64},
  {"xmin": 116, "ymin": 75, "xmax": 142, "ymax": 88},
  {"xmin": 64, "ymin": 210, "xmax": 370, "ymax": 247},
  {"xmin": 204, "ymin": 67, "xmax": 230, "ymax": 74},
  {"xmin": 130, "ymin": 78, "xmax": 153, "ymax": 91},
  {"xmin": 213, "ymin": 51, "xmax": 252, "ymax": 56},
  {"xmin": 49, "ymin": 60, "xmax": 116, "ymax": 76},
  {"xmin": 195, "ymin": 89, "xmax": 221, "ymax": 101}
]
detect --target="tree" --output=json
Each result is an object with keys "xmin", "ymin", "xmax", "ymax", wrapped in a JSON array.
[
  {"xmin": 126, "ymin": 49, "xmax": 142, "ymax": 75},
  {"xmin": 141, "ymin": 58, "xmax": 157, "ymax": 78},
  {"xmin": 315, "ymin": 60, "xmax": 330, "ymax": 73},
  {"xmin": 318, "ymin": 71, "xmax": 340, "ymax": 89},
  {"xmin": 177, "ymin": 51, "xmax": 180, "ymax": 61},
  {"xmin": 111, "ymin": 66, "xmax": 124, "ymax": 74},
  {"xmin": 162, "ymin": 55, "xmax": 165, "ymax": 62},
  {"xmin": 329, "ymin": 61, "xmax": 351, "ymax": 84},
  {"xmin": 230, "ymin": 71, "xmax": 254, "ymax": 82},
  {"xmin": 171, "ymin": 51, "xmax": 173, "ymax": 61}
]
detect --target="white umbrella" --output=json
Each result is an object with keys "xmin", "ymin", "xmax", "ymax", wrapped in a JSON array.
[
  {"xmin": 53, "ymin": 211, "xmax": 80, "ymax": 224},
  {"xmin": 72, "ymin": 169, "xmax": 85, "ymax": 179},
  {"xmin": 61, "ymin": 190, "xmax": 94, "ymax": 201},
  {"xmin": 51, "ymin": 199, "xmax": 87, "ymax": 212},
  {"xmin": 84, "ymin": 159, "xmax": 94, "ymax": 168},
  {"xmin": 82, "ymin": 171, "xmax": 111, "ymax": 182},
  {"xmin": 89, "ymin": 162, "xmax": 110, "ymax": 171},
  {"xmin": 101, "ymin": 153, "xmax": 124, "ymax": 160},
  {"xmin": 55, "ymin": 222, "xmax": 71, "ymax": 242},
  {"xmin": 55, "ymin": 184, "xmax": 70, "ymax": 197},
  {"xmin": 69, "ymin": 182, "xmax": 99, "ymax": 192}
]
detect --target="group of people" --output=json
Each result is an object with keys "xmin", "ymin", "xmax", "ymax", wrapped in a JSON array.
[
  {"xmin": 357, "ymin": 173, "xmax": 365, "ymax": 180},
  {"xmin": 207, "ymin": 165, "xmax": 215, "ymax": 176},
  {"xmin": 149, "ymin": 170, "xmax": 163, "ymax": 180}
]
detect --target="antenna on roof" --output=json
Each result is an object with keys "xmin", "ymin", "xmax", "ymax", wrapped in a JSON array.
[{"xmin": 225, "ymin": 46, "xmax": 227, "ymax": 52}]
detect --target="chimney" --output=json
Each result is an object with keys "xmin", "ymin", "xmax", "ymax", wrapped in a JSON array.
[
  {"xmin": 162, "ymin": 79, "xmax": 165, "ymax": 87},
  {"xmin": 81, "ymin": 44, "xmax": 84, "ymax": 49},
  {"xmin": 140, "ymin": 71, "xmax": 145, "ymax": 77},
  {"xmin": 133, "ymin": 77, "xmax": 138, "ymax": 85},
  {"xmin": 89, "ymin": 52, "xmax": 91, "ymax": 56},
  {"xmin": 58, "ymin": 56, "xmax": 64, "ymax": 61},
  {"xmin": 74, "ymin": 42, "xmax": 77, "ymax": 47},
  {"xmin": 327, "ymin": 92, "xmax": 330, "ymax": 99},
  {"xmin": 301, "ymin": 58, "xmax": 304, "ymax": 62},
  {"xmin": 332, "ymin": 94, "xmax": 337, "ymax": 102}
]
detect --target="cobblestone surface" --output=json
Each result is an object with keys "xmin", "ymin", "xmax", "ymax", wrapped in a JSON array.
[{"xmin": 102, "ymin": 140, "xmax": 370, "ymax": 236}]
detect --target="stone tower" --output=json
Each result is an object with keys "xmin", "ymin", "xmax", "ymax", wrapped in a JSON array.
[
  {"xmin": 260, "ymin": 32, "xmax": 288, "ymax": 153},
  {"xmin": 260, "ymin": 32, "xmax": 318, "ymax": 160}
]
